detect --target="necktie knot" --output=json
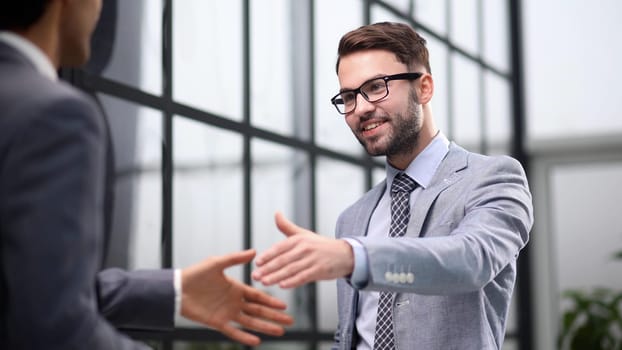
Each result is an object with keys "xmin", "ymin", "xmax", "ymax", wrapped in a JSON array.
[{"xmin": 391, "ymin": 173, "xmax": 417, "ymax": 195}]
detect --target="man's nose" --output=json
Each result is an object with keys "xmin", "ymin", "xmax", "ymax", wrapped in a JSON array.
[{"xmin": 353, "ymin": 93, "xmax": 375, "ymax": 115}]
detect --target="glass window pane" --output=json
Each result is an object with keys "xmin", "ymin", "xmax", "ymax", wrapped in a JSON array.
[
  {"xmin": 524, "ymin": 1, "xmax": 622, "ymax": 139},
  {"xmin": 451, "ymin": 53, "xmax": 481, "ymax": 149},
  {"xmin": 314, "ymin": 0, "xmax": 363, "ymax": 155},
  {"xmin": 173, "ymin": 341, "xmax": 243, "ymax": 349},
  {"xmin": 505, "ymin": 291, "xmax": 518, "ymax": 336},
  {"xmin": 373, "ymin": 167, "xmax": 385, "ymax": 188},
  {"xmin": 256, "ymin": 342, "xmax": 310, "ymax": 350},
  {"xmin": 382, "ymin": 0, "xmax": 411, "ymax": 14},
  {"xmin": 99, "ymin": 93, "xmax": 163, "ymax": 270},
  {"xmin": 485, "ymin": 71, "xmax": 511, "ymax": 154},
  {"xmin": 250, "ymin": 0, "xmax": 294, "ymax": 135},
  {"xmin": 450, "ymin": 0, "xmax": 478, "ymax": 55},
  {"xmin": 251, "ymin": 139, "xmax": 312, "ymax": 330},
  {"xmin": 173, "ymin": 1, "xmax": 243, "ymax": 120},
  {"xmin": 90, "ymin": 0, "xmax": 163, "ymax": 95},
  {"xmin": 172, "ymin": 117, "xmax": 244, "ymax": 322},
  {"xmin": 173, "ymin": 341, "xmax": 309, "ymax": 350},
  {"xmin": 316, "ymin": 158, "xmax": 365, "ymax": 332},
  {"xmin": 426, "ymin": 36, "xmax": 450, "ymax": 136},
  {"xmin": 414, "ymin": 0, "xmax": 447, "ymax": 36},
  {"xmin": 551, "ymin": 163, "xmax": 622, "ymax": 293},
  {"xmin": 319, "ymin": 342, "xmax": 336, "ymax": 350},
  {"xmin": 502, "ymin": 338, "xmax": 519, "ymax": 350},
  {"xmin": 551, "ymin": 162, "xmax": 622, "ymax": 350},
  {"xmin": 370, "ymin": 3, "xmax": 403, "ymax": 23},
  {"xmin": 483, "ymin": 0, "xmax": 509, "ymax": 73}
]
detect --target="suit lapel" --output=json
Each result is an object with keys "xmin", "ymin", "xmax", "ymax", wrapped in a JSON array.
[
  {"xmin": 347, "ymin": 143, "xmax": 470, "ymax": 238},
  {"xmin": 406, "ymin": 143, "xmax": 468, "ymax": 237}
]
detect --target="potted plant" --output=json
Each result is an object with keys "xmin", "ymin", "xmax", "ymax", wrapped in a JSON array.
[{"xmin": 558, "ymin": 250, "xmax": 622, "ymax": 350}]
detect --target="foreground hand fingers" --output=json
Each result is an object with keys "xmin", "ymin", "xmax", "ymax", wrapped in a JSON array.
[
  {"xmin": 242, "ymin": 285, "xmax": 288, "ymax": 309},
  {"xmin": 254, "ymin": 239, "xmax": 294, "ymax": 267},
  {"xmin": 215, "ymin": 249, "xmax": 256, "ymax": 269},
  {"xmin": 257, "ymin": 256, "xmax": 313, "ymax": 287},
  {"xmin": 219, "ymin": 323, "xmax": 262, "ymax": 347},
  {"xmin": 277, "ymin": 270, "xmax": 313, "ymax": 289},
  {"xmin": 242, "ymin": 300, "xmax": 294, "ymax": 327},
  {"xmin": 254, "ymin": 240, "xmax": 308, "ymax": 280},
  {"xmin": 236, "ymin": 307, "xmax": 289, "ymax": 336},
  {"xmin": 274, "ymin": 211, "xmax": 304, "ymax": 236}
]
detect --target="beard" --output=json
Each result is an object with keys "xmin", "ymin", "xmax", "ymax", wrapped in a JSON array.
[{"xmin": 356, "ymin": 89, "xmax": 423, "ymax": 157}]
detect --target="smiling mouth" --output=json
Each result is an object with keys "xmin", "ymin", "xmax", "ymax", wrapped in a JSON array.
[{"xmin": 362, "ymin": 122, "xmax": 384, "ymax": 132}]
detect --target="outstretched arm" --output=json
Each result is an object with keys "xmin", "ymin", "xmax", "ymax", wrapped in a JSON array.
[
  {"xmin": 181, "ymin": 249, "xmax": 294, "ymax": 346},
  {"xmin": 252, "ymin": 212, "xmax": 354, "ymax": 288}
]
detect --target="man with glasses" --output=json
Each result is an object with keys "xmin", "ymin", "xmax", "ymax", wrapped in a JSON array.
[{"xmin": 253, "ymin": 22, "xmax": 533, "ymax": 350}]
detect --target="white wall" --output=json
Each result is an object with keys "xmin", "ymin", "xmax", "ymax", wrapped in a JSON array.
[
  {"xmin": 523, "ymin": 1, "xmax": 622, "ymax": 349},
  {"xmin": 524, "ymin": 0, "xmax": 622, "ymax": 140}
]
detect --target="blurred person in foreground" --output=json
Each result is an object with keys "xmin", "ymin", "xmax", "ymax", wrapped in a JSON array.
[
  {"xmin": 253, "ymin": 22, "xmax": 533, "ymax": 350},
  {"xmin": 0, "ymin": 0, "xmax": 293, "ymax": 348}
]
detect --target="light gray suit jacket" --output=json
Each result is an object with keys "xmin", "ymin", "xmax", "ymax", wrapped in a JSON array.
[
  {"xmin": 0, "ymin": 41, "xmax": 174, "ymax": 349},
  {"xmin": 333, "ymin": 143, "xmax": 533, "ymax": 350}
]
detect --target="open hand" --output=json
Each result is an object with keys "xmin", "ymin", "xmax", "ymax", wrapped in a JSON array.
[
  {"xmin": 181, "ymin": 249, "xmax": 294, "ymax": 346},
  {"xmin": 252, "ymin": 212, "xmax": 354, "ymax": 288}
]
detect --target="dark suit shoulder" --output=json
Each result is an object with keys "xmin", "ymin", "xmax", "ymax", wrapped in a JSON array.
[
  {"xmin": 0, "ymin": 64, "xmax": 104, "ymax": 169},
  {"xmin": 0, "ymin": 66, "xmax": 98, "ymax": 126}
]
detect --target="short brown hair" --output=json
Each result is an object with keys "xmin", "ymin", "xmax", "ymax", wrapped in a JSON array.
[{"xmin": 335, "ymin": 22, "xmax": 431, "ymax": 74}]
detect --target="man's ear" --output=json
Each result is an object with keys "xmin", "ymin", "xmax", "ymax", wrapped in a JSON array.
[{"xmin": 418, "ymin": 73, "xmax": 434, "ymax": 104}]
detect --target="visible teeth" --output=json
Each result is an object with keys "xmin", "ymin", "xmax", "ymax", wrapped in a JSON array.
[{"xmin": 363, "ymin": 122, "xmax": 381, "ymax": 131}]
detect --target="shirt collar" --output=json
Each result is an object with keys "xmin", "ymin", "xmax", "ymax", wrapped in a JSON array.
[
  {"xmin": 0, "ymin": 31, "xmax": 58, "ymax": 81},
  {"xmin": 386, "ymin": 132, "xmax": 450, "ymax": 190}
]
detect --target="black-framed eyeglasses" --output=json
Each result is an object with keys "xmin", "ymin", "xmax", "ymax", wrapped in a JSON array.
[{"xmin": 330, "ymin": 72, "xmax": 423, "ymax": 115}]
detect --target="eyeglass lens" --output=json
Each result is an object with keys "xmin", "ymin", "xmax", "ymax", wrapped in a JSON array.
[{"xmin": 336, "ymin": 78, "xmax": 388, "ymax": 114}]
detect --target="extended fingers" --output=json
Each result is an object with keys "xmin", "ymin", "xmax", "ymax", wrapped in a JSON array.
[
  {"xmin": 274, "ymin": 211, "xmax": 303, "ymax": 236},
  {"xmin": 252, "ymin": 245, "xmax": 307, "ymax": 284},
  {"xmin": 276, "ymin": 268, "xmax": 315, "ymax": 289},
  {"xmin": 217, "ymin": 298, "xmax": 293, "ymax": 345},
  {"xmin": 238, "ymin": 303, "xmax": 293, "ymax": 334},
  {"xmin": 242, "ymin": 300, "xmax": 293, "ymax": 326},
  {"xmin": 254, "ymin": 238, "xmax": 296, "ymax": 267},
  {"xmin": 242, "ymin": 285, "xmax": 287, "ymax": 309},
  {"xmin": 256, "ymin": 255, "xmax": 314, "ymax": 287},
  {"xmin": 214, "ymin": 249, "xmax": 256, "ymax": 269},
  {"xmin": 219, "ymin": 323, "xmax": 262, "ymax": 346},
  {"xmin": 241, "ymin": 286, "xmax": 294, "ymax": 325}
]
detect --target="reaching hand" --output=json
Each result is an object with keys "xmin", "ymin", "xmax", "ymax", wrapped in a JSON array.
[
  {"xmin": 252, "ymin": 211, "xmax": 354, "ymax": 288},
  {"xmin": 180, "ymin": 249, "xmax": 294, "ymax": 346}
]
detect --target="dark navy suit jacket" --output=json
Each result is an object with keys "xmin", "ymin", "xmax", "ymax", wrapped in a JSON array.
[{"xmin": 0, "ymin": 41, "xmax": 174, "ymax": 349}]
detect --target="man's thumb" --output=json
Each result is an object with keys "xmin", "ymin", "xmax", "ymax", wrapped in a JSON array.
[{"xmin": 274, "ymin": 211, "xmax": 302, "ymax": 237}]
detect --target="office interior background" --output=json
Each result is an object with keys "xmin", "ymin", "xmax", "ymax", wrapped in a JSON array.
[{"xmin": 62, "ymin": 0, "xmax": 622, "ymax": 349}]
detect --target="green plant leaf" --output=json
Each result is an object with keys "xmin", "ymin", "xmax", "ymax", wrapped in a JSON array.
[
  {"xmin": 562, "ymin": 310, "xmax": 579, "ymax": 333},
  {"xmin": 570, "ymin": 323, "xmax": 602, "ymax": 350}
]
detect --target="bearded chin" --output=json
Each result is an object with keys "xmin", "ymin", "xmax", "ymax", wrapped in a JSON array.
[
  {"xmin": 356, "ymin": 93, "xmax": 422, "ymax": 157},
  {"xmin": 385, "ymin": 98, "xmax": 422, "ymax": 157},
  {"xmin": 357, "ymin": 137, "xmax": 379, "ymax": 156},
  {"xmin": 360, "ymin": 117, "xmax": 421, "ymax": 158}
]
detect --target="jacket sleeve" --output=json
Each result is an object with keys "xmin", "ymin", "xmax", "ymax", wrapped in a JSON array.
[
  {"xmin": 0, "ymin": 93, "xmax": 150, "ymax": 349},
  {"xmin": 359, "ymin": 156, "xmax": 533, "ymax": 294},
  {"xmin": 97, "ymin": 268, "xmax": 174, "ymax": 330}
]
